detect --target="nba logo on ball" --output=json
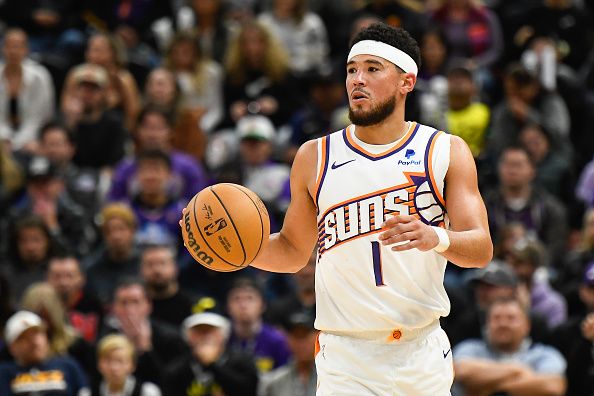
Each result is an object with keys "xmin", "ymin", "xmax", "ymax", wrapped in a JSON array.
[{"xmin": 182, "ymin": 183, "xmax": 270, "ymax": 272}]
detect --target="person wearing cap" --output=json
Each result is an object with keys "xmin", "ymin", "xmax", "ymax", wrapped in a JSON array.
[
  {"xmin": 443, "ymin": 259, "xmax": 550, "ymax": 347},
  {"xmin": 549, "ymin": 261, "xmax": 594, "ymax": 395},
  {"xmin": 61, "ymin": 62, "xmax": 127, "ymax": 171},
  {"xmin": 213, "ymin": 115, "xmax": 290, "ymax": 232},
  {"xmin": 0, "ymin": 28, "xmax": 54, "ymax": 153},
  {"xmin": 163, "ymin": 311, "xmax": 258, "ymax": 396},
  {"xmin": 233, "ymin": 22, "xmax": 493, "ymax": 395},
  {"xmin": 0, "ymin": 310, "xmax": 90, "ymax": 396},
  {"xmin": 4, "ymin": 155, "xmax": 90, "ymax": 258},
  {"xmin": 260, "ymin": 310, "xmax": 317, "ymax": 396},
  {"xmin": 226, "ymin": 278, "xmax": 291, "ymax": 374},
  {"xmin": 453, "ymin": 296, "xmax": 566, "ymax": 396},
  {"xmin": 508, "ymin": 237, "xmax": 567, "ymax": 329}
]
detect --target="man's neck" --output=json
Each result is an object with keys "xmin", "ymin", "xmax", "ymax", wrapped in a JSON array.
[
  {"xmin": 296, "ymin": 359, "xmax": 315, "ymax": 381},
  {"xmin": 140, "ymin": 192, "xmax": 168, "ymax": 208},
  {"xmin": 235, "ymin": 320, "xmax": 262, "ymax": 339},
  {"xmin": 298, "ymin": 289, "xmax": 316, "ymax": 307},
  {"xmin": 501, "ymin": 185, "xmax": 532, "ymax": 201},
  {"xmin": 4, "ymin": 63, "xmax": 22, "ymax": 75},
  {"xmin": 352, "ymin": 108, "xmax": 408, "ymax": 145},
  {"xmin": 108, "ymin": 247, "xmax": 132, "ymax": 262}
]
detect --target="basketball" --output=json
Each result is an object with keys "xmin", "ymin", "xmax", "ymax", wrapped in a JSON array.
[{"xmin": 181, "ymin": 183, "xmax": 270, "ymax": 272}]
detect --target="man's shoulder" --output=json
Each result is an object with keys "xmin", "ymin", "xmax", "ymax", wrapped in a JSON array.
[{"xmin": 453, "ymin": 338, "xmax": 491, "ymax": 359}]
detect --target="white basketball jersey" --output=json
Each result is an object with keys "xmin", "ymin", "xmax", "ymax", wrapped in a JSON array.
[{"xmin": 314, "ymin": 122, "xmax": 451, "ymax": 332}]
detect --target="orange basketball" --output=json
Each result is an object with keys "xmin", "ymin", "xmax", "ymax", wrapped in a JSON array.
[{"xmin": 181, "ymin": 183, "xmax": 270, "ymax": 272}]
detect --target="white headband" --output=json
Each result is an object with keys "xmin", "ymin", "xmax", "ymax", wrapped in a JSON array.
[{"xmin": 347, "ymin": 40, "xmax": 418, "ymax": 76}]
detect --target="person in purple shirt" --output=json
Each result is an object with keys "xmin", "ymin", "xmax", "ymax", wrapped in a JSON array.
[
  {"xmin": 508, "ymin": 237, "xmax": 567, "ymax": 329},
  {"xmin": 108, "ymin": 104, "xmax": 209, "ymax": 203},
  {"xmin": 226, "ymin": 278, "xmax": 291, "ymax": 374},
  {"xmin": 125, "ymin": 149, "xmax": 186, "ymax": 249}
]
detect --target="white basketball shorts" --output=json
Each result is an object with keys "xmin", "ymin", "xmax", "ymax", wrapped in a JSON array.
[{"xmin": 315, "ymin": 322, "xmax": 454, "ymax": 395}]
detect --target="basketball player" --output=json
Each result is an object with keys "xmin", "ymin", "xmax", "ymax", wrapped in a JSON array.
[{"xmin": 186, "ymin": 23, "xmax": 493, "ymax": 395}]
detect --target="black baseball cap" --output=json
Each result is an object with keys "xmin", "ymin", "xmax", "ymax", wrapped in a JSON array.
[
  {"xmin": 470, "ymin": 260, "xmax": 518, "ymax": 288},
  {"xmin": 284, "ymin": 310, "xmax": 315, "ymax": 333},
  {"xmin": 26, "ymin": 156, "xmax": 58, "ymax": 181}
]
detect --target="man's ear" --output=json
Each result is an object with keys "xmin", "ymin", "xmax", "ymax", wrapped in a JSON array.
[{"xmin": 400, "ymin": 73, "xmax": 416, "ymax": 94}]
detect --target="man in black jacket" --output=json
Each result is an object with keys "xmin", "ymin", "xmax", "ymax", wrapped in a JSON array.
[{"xmin": 164, "ymin": 311, "xmax": 259, "ymax": 396}]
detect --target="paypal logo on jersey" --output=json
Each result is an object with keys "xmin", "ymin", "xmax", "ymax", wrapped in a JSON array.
[{"xmin": 398, "ymin": 149, "xmax": 421, "ymax": 165}]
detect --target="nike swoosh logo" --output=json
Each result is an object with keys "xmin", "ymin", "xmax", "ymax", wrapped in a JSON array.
[
  {"xmin": 331, "ymin": 159, "xmax": 356, "ymax": 169},
  {"xmin": 443, "ymin": 348, "xmax": 451, "ymax": 359}
]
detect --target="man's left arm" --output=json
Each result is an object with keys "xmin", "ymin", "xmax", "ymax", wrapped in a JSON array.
[
  {"xmin": 499, "ymin": 372, "xmax": 566, "ymax": 396},
  {"xmin": 380, "ymin": 136, "xmax": 492, "ymax": 268}
]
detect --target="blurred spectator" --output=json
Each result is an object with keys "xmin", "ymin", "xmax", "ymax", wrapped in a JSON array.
[
  {"xmin": 93, "ymin": 334, "xmax": 161, "ymax": 396},
  {"xmin": 39, "ymin": 121, "xmax": 102, "ymax": 221},
  {"xmin": 143, "ymin": 68, "xmax": 180, "ymax": 113},
  {"xmin": 508, "ymin": 238, "xmax": 567, "ymax": 329},
  {"xmin": 513, "ymin": 0, "xmax": 593, "ymax": 71},
  {"xmin": 61, "ymin": 33, "xmax": 139, "ymax": 131},
  {"xmin": 429, "ymin": 0, "xmax": 503, "ymax": 71},
  {"xmin": 487, "ymin": 63, "xmax": 571, "ymax": 160},
  {"xmin": 550, "ymin": 261, "xmax": 594, "ymax": 396},
  {"xmin": 484, "ymin": 146, "xmax": 568, "ymax": 264},
  {"xmin": 518, "ymin": 123, "xmax": 574, "ymax": 202},
  {"xmin": 100, "ymin": 278, "xmax": 187, "ymax": 387},
  {"xmin": 213, "ymin": 116, "xmax": 290, "ymax": 231},
  {"xmin": 258, "ymin": 0, "xmax": 330, "ymax": 78},
  {"xmin": 286, "ymin": 69, "xmax": 348, "ymax": 162},
  {"xmin": 85, "ymin": 203, "xmax": 141, "ymax": 306},
  {"xmin": 0, "ymin": 28, "xmax": 54, "ymax": 154},
  {"xmin": 452, "ymin": 297, "xmax": 566, "ymax": 396},
  {"xmin": 354, "ymin": 0, "xmax": 428, "ymax": 40},
  {"xmin": 108, "ymin": 105, "xmax": 209, "ymax": 202},
  {"xmin": 443, "ymin": 259, "xmax": 550, "ymax": 347},
  {"xmin": 47, "ymin": 255, "xmax": 103, "ymax": 344},
  {"xmin": 556, "ymin": 208, "xmax": 594, "ymax": 316},
  {"xmin": 576, "ymin": 154, "xmax": 594, "ymax": 208},
  {"xmin": 2, "ymin": 215, "xmax": 57, "ymax": 303},
  {"xmin": 417, "ymin": 27, "xmax": 450, "ymax": 129},
  {"xmin": 493, "ymin": 221, "xmax": 528, "ymax": 263},
  {"xmin": 7, "ymin": 156, "xmax": 90, "ymax": 256},
  {"xmin": 221, "ymin": 21, "xmax": 303, "ymax": 129},
  {"xmin": 164, "ymin": 311, "xmax": 259, "ymax": 396},
  {"xmin": 126, "ymin": 150, "xmax": 185, "ymax": 248},
  {"xmin": 260, "ymin": 310, "xmax": 317, "ymax": 396},
  {"xmin": 164, "ymin": 31, "xmax": 223, "ymax": 134},
  {"xmin": 140, "ymin": 244, "xmax": 193, "ymax": 327},
  {"xmin": 176, "ymin": 0, "xmax": 231, "ymax": 63},
  {"xmin": 226, "ymin": 278, "xmax": 291, "ymax": 374},
  {"xmin": 61, "ymin": 63, "xmax": 127, "ymax": 171},
  {"xmin": 0, "ymin": 143, "xmax": 23, "ymax": 218},
  {"xmin": 445, "ymin": 65, "xmax": 490, "ymax": 158},
  {"xmin": 20, "ymin": 282, "xmax": 94, "ymax": 373},
  {"xmin": 0, "ymin": 310, "xmax": 89, "ymax": 395},
  {"xmin": 266, "ymin": 252, "xmax": 316, "ymax": 329}
]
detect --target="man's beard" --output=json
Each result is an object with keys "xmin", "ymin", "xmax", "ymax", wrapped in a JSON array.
[
  {"xmin": 349, "ymin": 95, "xmax": 396, "ymax": 126},
  {"xmin": 148, "ymin": 280, "xmax": 170, "ymax": 293}
]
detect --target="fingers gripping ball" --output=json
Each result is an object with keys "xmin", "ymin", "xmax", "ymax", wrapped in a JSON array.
[{"xmin": 182, "ymin": 183, "xmax": 270, "ymax": 272}]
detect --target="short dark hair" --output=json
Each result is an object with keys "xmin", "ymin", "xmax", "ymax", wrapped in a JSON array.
[
  {"xmin": 114, "ymin": 277, "xmax": 148, "ymax": 299},
  {"xmin": 136, "ymin": 104, "xmax": 174, "ymax": 130},
  {"xmin": 136, "ymin": 149, "xmax": 172, "ymax": 170},
  {"xmin": 39, "ymin": 121, "xmax": 75, "ymax": 145},
  {"xmin": 350, "ymin": 23, "xmax": 421, "ymax": 72}
]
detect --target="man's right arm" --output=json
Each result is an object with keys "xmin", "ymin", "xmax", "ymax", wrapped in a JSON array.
[
  {"xmin": 454, "ymin": 359, "xmax": 526, "ymax": 395},
  {"xmin": 250, "ymin": 140, "xmax": 319, "ymax": 273}
]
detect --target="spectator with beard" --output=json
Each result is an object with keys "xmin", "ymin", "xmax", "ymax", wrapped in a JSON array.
[
  {"xmin": 140, "ymin": 244, "xmax": 193, "ymax": 327},
  {"xmin": 47, "ymin": 254, "xmax": 103, "ymax": 343},
  {"xmin": 61, "ymin": 63, "xmax": 127, "ymax": 172}
]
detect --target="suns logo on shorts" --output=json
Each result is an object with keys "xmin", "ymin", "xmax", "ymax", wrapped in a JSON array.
[{"xmin": 318, "ymin": 171, "xmax": 445, "ymax": 254}]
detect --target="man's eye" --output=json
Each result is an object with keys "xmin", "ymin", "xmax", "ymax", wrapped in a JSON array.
[
  {"xmin": 369, "ymin": 67, "xmax": 378, "ymax": 72},
  {"xmin": 347, "ymin": 68, "xmax": 356, "ymax": 74}
]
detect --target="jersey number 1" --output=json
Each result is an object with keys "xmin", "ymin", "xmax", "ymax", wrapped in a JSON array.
[{"xmin": 371, "ymin": 241, "xmax": 385, "ymax": 286}]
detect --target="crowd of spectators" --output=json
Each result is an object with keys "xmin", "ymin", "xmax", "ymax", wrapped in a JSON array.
[{"xmin": 0, "ymin": 0, "xmax": 594, "ymax": 395}]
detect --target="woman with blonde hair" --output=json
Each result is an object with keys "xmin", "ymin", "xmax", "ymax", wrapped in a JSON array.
[
  {"xmin": 62, "ymin": 32, "xmax": 141, "ymax": 130},
  {"xmin": 20, "ymin": 282, "xmax": 93, "ymax": 373},
  {"xmin": 93, "ymin": 334, "xmax": 161, "ymax": 396},
  {"xmin": 221, "ymin": 21, "xmax": 302, "ymax": 129}
]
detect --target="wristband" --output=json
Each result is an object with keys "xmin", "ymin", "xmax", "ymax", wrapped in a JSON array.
[{"xmin": 431, "ymin": 226, "xmax": 450, "ymax": 253}]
